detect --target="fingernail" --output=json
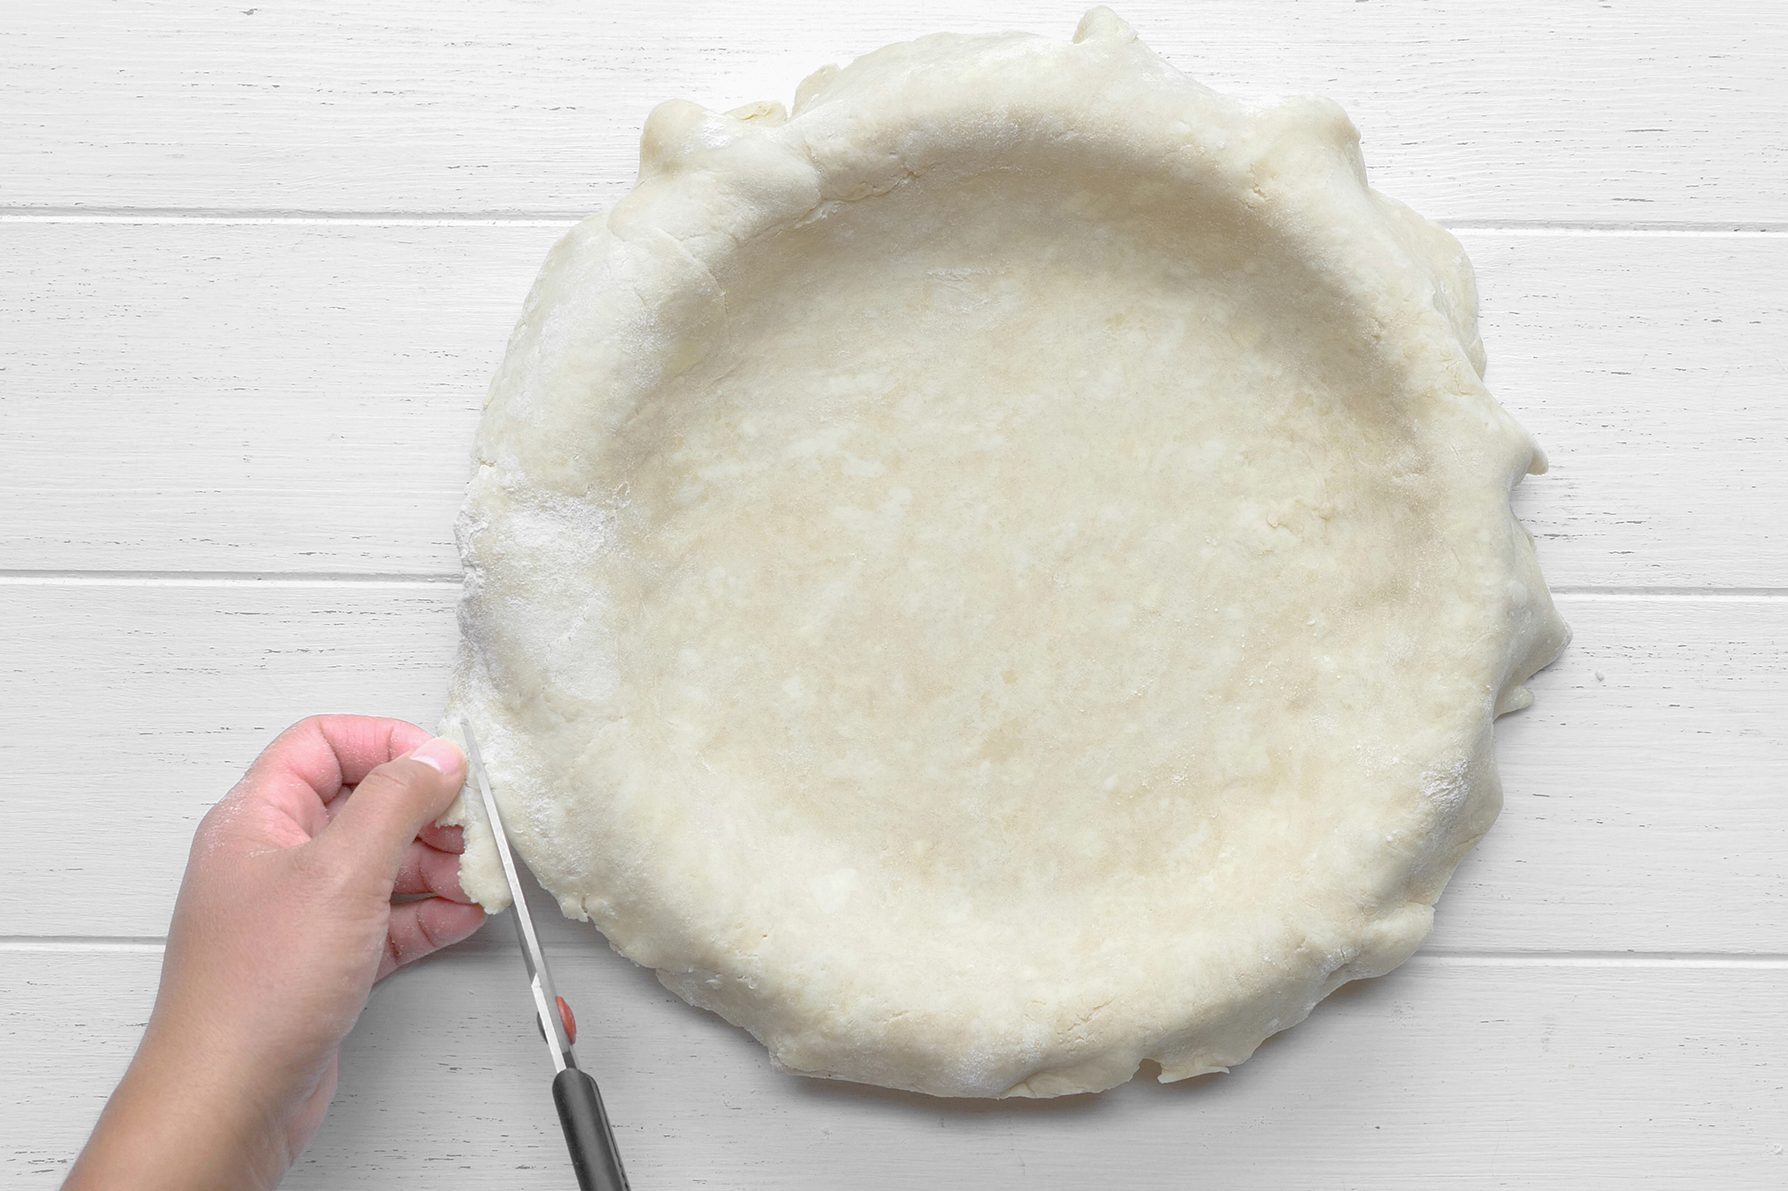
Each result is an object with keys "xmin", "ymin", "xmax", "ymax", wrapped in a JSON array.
[{"xmin": 410, "ymin": 737, "xmax": 466, "ymax": 778}]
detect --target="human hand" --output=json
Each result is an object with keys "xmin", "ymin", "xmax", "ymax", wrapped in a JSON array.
[{"xmin": 66, "ymin": 716, "xmax": 486, "ymax": 1191}]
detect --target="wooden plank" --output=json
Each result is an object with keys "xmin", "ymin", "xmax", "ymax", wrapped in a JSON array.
[
  {"xmin": 1439, "ymin": 594, "xmax": 1788, "ymax": 955},
  {"xmin": 6, "ymin": 946, "xmax": 1784, "ymax": 1188},
  {"xmin": 1, "ymin": 583, "xmax": 1782, "ymax": 955},
  {"xmin": 3, "ymin": 222, "xmax": 1785, "ymax": 586},
  {"xmin": 2, "ymin": 1, "xmax": 1784, "ymax": 222},
  {"xmin": 0, "ymin": 220, "xmax": 553, "ymax": 578},
  {"xmin": 1484, "ymin": 231, "xmax": 1788, "ymax": 590}
]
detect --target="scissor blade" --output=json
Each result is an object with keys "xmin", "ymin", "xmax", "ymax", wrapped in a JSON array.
[{"xmin": 462, "ymin": 721, "xmax": 577, "ymax": 1072}]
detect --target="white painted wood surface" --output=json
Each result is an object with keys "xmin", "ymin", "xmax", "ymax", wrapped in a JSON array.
[
  {"xmin": 2, "ymin": 2, "xmax": 1785, "ymax": 1188},
  {"xmin": 9, "ymin": 948, "xmax": 1787, "ymax": 1190},
  {"xmin": 4, "ymin": 0, "xmax": 1785, "ymax": 222}
]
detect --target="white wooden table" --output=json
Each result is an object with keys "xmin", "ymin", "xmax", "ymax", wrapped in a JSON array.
[{"xmin": 4, "ymin": 3, "xmax": 1786, "ymax": 1187}]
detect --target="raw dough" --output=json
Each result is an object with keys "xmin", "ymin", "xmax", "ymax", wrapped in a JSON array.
[{"xmin": 444, "ymin": 8, "xmax": 1569, "ymax": 1098}]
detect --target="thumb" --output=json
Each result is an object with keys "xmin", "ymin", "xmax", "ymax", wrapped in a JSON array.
[{"xmin": 320, "ymin": 737, "xmax": 467, "ymax": 877}]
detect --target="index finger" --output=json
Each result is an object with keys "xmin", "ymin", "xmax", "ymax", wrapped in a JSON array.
[{"xmin": 240, "ymin": 715, "xmax": 433, "ymax": 824}]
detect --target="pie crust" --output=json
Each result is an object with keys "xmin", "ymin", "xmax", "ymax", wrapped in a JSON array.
[{"xmin": 444, "ymin": 8, "xmax": 1570, "ymax": 1097}]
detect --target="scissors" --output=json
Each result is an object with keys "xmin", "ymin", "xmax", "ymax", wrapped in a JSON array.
[{"xmin": 463, "ymin": 722, "xmax": 630, "ymax": 1191}]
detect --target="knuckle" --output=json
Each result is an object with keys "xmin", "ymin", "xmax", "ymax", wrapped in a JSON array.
[
  {"xmin": 192, "ymin": 793, "xmax": 248, "ymax": 852},
  {"xmin": 282, "ymin": 713, "xmax": 330, "ymax": 744},
  {"xmin": 193, "ymin": 801, "xmax": 229, "ymax": 842}
]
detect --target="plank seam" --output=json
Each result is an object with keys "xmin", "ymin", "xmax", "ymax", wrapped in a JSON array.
[
  {"xmin": 4, "ymin": 938, "xmax": 1787, "ymax": 968},
  {"xmin": 0, "ymin": 571, "xmax": 462, "ymax": 587},
  {"xmin": 1551, "ymin": 586, "xmax": 1788, "ymax": 599},
  {"xmin": 2, "ymin": 572, "xmax": 1786, "ymax": 599},
  {"xmin": 0, "ymin": 209, "xmax": 1784, "ymax": 235}
]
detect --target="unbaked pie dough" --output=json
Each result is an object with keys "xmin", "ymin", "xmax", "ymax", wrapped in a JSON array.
[{"xmin": 444, "ymin": 8, "xmax": 1570, "ymax": 1098}]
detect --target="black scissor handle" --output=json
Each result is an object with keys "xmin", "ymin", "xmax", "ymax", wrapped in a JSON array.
[{"xmin": 552, "ymin": 1066, "xmax": 630, "ymax": 1191}]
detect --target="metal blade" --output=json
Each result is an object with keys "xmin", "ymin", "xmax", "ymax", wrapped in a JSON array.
[{"xmin": 462, "ymin": 721, "xmax": 577, "ymax": 1072}]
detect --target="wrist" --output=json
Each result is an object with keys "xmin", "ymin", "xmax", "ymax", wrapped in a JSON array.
[{"xmin": 68, "ymin": 1020, "xmax": 295, "ymax": 1191}]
